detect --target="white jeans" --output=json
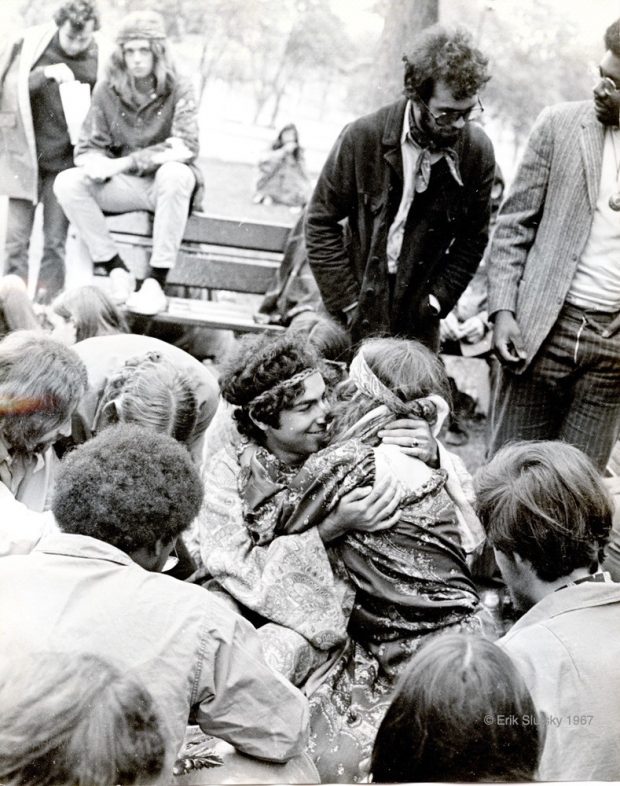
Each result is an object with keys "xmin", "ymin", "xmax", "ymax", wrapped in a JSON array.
[{"xmin": 54, "ymin": 161, "xmax": 195, "ymax": 269}]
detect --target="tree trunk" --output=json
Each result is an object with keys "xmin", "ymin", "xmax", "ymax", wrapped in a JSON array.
[{"xmin": 369, "ymin": 0, "xmax": 439, "ymax": 109}]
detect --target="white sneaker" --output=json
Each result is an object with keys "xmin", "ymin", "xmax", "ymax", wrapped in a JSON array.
[
  {"xmin": 126, "ymin": 278, "xmax": 168, "ymax": 316},
  {"xmin": 109, "ymin": 268, "xmax": 135, "ymax": 305}
]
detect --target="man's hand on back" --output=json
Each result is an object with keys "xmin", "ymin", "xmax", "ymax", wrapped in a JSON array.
[
  {"xmin": 378, "ymin": 417, "xmax": 439, "ymax": 466},
  {"xmin": 318, "ymin": 472, "xmax": 402, "ymax": 542}
]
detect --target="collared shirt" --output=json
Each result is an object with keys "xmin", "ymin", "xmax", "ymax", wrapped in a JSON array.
[
  {"xmin": 386, "ymin": 101, "xmax": 463, "ymax": 274},
  {"xmin": 0, "ymin": 534, "xmax": 309, "ymax": 777},
  {"xmin": 566, "ymin": 127, "xmax": 620, "ymax": 312},
  {"xmin": 498, "ymin": 581, "xmax": 620, "ymax": 781},
  {"xmin": 0, "ymin": 432, "xmax": 53, "ymax": 512}
]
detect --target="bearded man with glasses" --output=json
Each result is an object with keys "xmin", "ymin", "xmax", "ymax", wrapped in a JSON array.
[
  {"xmin": 305, "ymin": 24, "xmax": 494, "ymax": 351},
  {"xmin": 487, "ymin": 17, "xmax": 620, "ymax": 472}
]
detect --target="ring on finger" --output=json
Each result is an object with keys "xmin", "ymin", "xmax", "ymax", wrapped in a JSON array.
[{"xmin": 410, "ymin": 438, "xmax": 418, "ymax": 448}]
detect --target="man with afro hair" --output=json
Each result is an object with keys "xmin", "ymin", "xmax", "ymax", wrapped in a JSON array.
[
  {"xmin": 0, "ymin": 424, "xmax": 311, "ymax": 779},
  {"xmin": 305, "ymin": 23, "xmax": 494, "ymax": 350}
]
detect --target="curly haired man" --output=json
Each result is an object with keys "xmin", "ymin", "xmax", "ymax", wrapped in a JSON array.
[{"xmin": 305, "ymin": 24, "xmax": 495, "ymax": 351}]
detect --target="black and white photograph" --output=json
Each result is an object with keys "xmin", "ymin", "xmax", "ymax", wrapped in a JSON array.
[{"xmin": 0, "ymin": 0, "xmax": 619, "ymax": 783}]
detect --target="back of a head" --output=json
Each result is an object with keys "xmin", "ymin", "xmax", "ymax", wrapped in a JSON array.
[
  {"xmin": 329, "ymin": 337, "xmax": 450, "ymax": 438},
  {"xmin": 371, "ymin": 633, "xmax": 541, "ymax": 782},
  {"xmin": 0, "ymin": 276, "xmax": 40, "ymax": 336},
  {"xmin": 287, "ymin": 311, "xmax": 352, "ymax": 364},
  {"xmin": 475, "ymin": 441, "xmax": 613, "ymax": 582},
  {"xmin": 52, "ymin": 424, "xmax": 203, "ymax": 555},
  {"xmin": 94, "ymin": 352, "xmax": 198, "ymax": 445},
  {"xmin": 53, "ymin": 286, "xmax": 129, "ymax": 343},
  {"xmin": 361, "ymin": 337, "xmax": 450, "ymax": 402},
  {"xmin": 0, "ymin": 651, "xmax": 165, "ymax": 786},
  {"xmin": 0, "ymin": 331, "xmax": 87, "ymax": 452}
]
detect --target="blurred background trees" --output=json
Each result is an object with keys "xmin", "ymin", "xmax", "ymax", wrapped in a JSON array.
[{"xmin": 6, "ymin": 0, "xmax": 616, "ymax": 168}]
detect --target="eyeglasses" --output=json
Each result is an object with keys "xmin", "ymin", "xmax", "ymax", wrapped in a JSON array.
[{"xmin": 416, "ymin": 95, "xmax": 484, "ymax": 127}]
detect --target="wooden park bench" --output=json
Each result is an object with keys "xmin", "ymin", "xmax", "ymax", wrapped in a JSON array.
[{"xmin": 105, "ymin": 211, "xmax": 291, "ymax": 333}]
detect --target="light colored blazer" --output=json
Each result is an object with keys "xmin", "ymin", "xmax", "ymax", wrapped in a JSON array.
[
  {"xmin": 487, "ymin": 101, "xmax": 605, "ymax": 370},
  {"xmin": 0, "ymin": 24, "xmax": 57, "ymax": 202},
  {"xmin": 0, "ymin": 23, "xmax": 106, "ymax": 202}
]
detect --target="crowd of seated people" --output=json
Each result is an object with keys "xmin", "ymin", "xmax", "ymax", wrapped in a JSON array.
[
  {"xmin": 2, "ymin": 5, "xmax": 620, "ymax": 786},
  {"xmin": 2, "ymin": 287, "xmax": 618, "ymax": 782}
]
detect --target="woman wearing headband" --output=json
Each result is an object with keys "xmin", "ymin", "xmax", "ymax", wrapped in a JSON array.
[
  {"xmin": 240, "ymin": 336, "xmax": 486, "ymax": 678},
  {"xmin": 199, "ymin": 332, "xmax": 486, "ymax": 782}
]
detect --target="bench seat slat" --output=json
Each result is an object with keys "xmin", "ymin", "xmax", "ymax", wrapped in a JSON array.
[{"xmin": 126, "ymin": 297, "xmax": 284, "ymax": 333}]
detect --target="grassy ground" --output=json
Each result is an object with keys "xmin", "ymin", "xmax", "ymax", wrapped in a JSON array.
[{"xmin": 199, "ymin": 157, "xmax": 298, "ymax": 226}]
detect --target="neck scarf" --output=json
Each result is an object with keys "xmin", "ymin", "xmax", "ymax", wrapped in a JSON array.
[{"xmin": 407, "ymin": 103, "xmax": 463, "ymax": 194}]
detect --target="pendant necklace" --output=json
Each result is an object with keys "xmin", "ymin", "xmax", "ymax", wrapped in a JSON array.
[{"xmin": 608, "ymin": 128, "xmax": 620, "ymax": 210}]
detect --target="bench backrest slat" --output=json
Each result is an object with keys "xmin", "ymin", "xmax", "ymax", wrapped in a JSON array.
[
  {"xmin": 106, "ymin": 211, "xmax": 291, "ymax": 252},
  {"xmin": 167, "ymin": 250, "xmax": 278, "ymax": 292}
]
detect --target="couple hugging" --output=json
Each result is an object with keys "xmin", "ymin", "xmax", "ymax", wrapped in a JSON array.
[{"xmin": 194, "ymin": 332, "xmax": 491, "ymax": 782}]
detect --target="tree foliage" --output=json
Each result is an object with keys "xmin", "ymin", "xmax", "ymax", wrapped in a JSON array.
[
  {"xmin": 364, "ymin": 0, "xmax": 439, "ymax": 110},
  {"xmin": 12, "ymin": 0, "xmax": 609, "ymax": 141},
  {"xmin": 453, "ymin": 0, "xmax": 598, "ymax": 141}
]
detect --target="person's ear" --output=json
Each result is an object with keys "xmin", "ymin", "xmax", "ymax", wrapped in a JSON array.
[
  {"xmin": 511, "ymin": 551, "xmax": 535, "ymax": 576},
  {"xmin": 249, "ymin": 412, "xmax": 268, "ymax": 432},
  {"xmin": 92, "ymin": 399, "xmax": 120, "ymax": 432},
  {"xmin": 151, "ymin": 537, "xmax": 177, "ymax": 572}
]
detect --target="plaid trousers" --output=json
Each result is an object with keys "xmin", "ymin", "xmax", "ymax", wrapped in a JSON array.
[{"xmin": 488, "ymin": 303, "xmax": 620, "ymax": 472}]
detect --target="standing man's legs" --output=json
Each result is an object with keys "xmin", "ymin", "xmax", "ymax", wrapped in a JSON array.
[
  {"xmin": 487, "ymin": 361, "xmax": 567, "ymax": 457},
  {"xmin": 488, "ymin": 311, "xmax": 577, "ymax": 457},
  {"xmin": 4, "ymin": 198, "xmax": 36, "ymax": 283},
  {"xmin": 557, "ymin": 311, "xmax": 620, "ymax": 472},
  {"xmin": 36, "ymin": 171, "xmax": 69, "ymax": 304},
  {"xmin": 488, "ymin": 305, "xmax": 620, "ymax": 471}
]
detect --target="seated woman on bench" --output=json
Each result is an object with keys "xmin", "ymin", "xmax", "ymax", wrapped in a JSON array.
[{"xmin": 54, "ymin": 10, "xmax": 202, "ymax": 316}]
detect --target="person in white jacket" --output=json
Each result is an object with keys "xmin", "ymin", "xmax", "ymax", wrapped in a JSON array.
[{"xmin": 0, "ymin": 1, "xmax": 100, "ymax": 303}]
